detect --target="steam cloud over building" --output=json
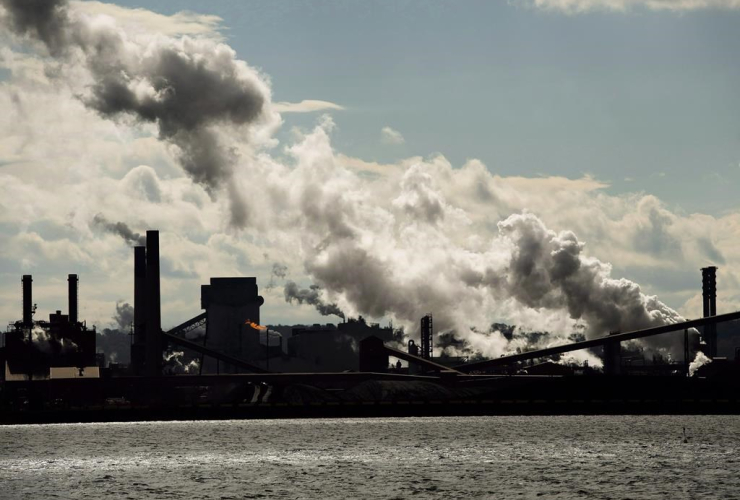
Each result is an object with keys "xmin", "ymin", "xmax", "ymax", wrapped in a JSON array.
[{"xmin": 0, "ymin": 0, "xmax": 723, "ymax": 363}]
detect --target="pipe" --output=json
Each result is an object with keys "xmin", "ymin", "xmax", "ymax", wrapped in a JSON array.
[
  {"xmin": 68, "ymin": 274, "xmax": 78, "ymax": 324},
  {"xmin": 22, "ymin": 275, "xmax": 32, "ymax": 326},
  {"xmin": 145, "ymin": 230, "xmax": 161, "ymax": 377}
]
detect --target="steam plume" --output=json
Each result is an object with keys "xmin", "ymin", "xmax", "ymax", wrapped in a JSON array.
[
  {"xmin": 689, "ymin": 351, "xmax": 712, "ymax": 377},
  {"xmin": 30, "ymin": 325, "xmax": 78, "ymax": 354},
  {"xmin": 163, "ymin": 350, "xmax": 199, "ymax": 375},
  {"xmin": 498, "ymin": 213, "xmax": 685, "ymax": 337}
]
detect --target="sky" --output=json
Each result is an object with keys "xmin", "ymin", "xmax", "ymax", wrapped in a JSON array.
[{"xmin": 0, "ymin": 0, "xmax": 738, "ymax": 360}]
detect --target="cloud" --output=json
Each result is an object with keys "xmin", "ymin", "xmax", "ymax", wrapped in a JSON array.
[
  {"xmin": 273, "ymin": 99, "xmax": 344, "ymax": 113},
  {"xmin": 70, "ymin": 1, "xmax": 224, "ymax": 38},
  {"xmin": 381, "ymin": 126, "xmax": 405, "ymax": 145},
  {"xmin": 521, "ymin": 0, "xmax": 740, "ymax": 12}
]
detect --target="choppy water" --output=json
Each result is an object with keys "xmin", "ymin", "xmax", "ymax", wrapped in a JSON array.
[{"xmin": 1, "ymin": 416, "xmax": 739, "ymax": 499}]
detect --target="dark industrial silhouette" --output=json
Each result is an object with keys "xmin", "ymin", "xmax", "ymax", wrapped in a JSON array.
[{"xmin": 1, "ymin": 230, "xmax": 739, "ymax": 423}]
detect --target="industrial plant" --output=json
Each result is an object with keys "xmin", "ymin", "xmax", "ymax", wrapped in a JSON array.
[{"xmin": 1, "ymin": 230, "xmax": 739, "ymax": 423}]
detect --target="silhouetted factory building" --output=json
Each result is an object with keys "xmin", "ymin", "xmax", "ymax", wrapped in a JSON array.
[
  {"xmin": 287, "ymin": 318, "xmax": 395, "ymax": 372},
  {"xmin": 200, "ymin": 277, "xmax": 264, "ymax": 373},
  {"xmin": 2, "ymin": 274, "xmax": 98, "ymax": 381}
]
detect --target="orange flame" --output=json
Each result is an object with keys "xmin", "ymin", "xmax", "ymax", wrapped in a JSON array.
[{"xmin": 245, "ymin": 319, "xmax": 267, "ymax": 331}]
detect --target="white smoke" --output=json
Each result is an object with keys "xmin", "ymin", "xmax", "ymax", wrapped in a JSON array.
[
  {"xmin": 30, "ymin": 325, "xmax": 78, "ymax": 354},
  {"xmin": 258, "ymin": 330, "xmax": 283, "ymax": 347},
  {"xmin": 163, "ymin": 350, "xmax": 199, "ymax": 374},
  {"xmin": 0, "ymin": 1, "xmax": 699, "ymax": 362},
  {"xmin": 688, "ymin": 351, "xmax": 712, "ymax": 377}
]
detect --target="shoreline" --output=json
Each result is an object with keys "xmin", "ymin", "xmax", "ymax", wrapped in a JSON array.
[{"xmin": 4, "ymin": 399, "xmax": 740, "ymax": 425}]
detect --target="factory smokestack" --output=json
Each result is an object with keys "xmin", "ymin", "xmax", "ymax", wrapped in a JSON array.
[
  {"xmin": 68, "ymin": 274, "xmax": 78, "ymax": 324},
  {"xmin": 132, "ymin": 246, "xmax": 147, "ymax": 375},
  {"xmin": 420, "ymin": 314, "xmax": 433, "ymax": 360},
  {"xmin": 22, "ymin": 275, "xmax": 32, "ymax": 327},
  {"xmin": 701, "ymin": 266, "xmax": 718, "ymax": 358},
  {"xmin": 145, "ymin": 231, "xmax": 162, "ymax": 377}
]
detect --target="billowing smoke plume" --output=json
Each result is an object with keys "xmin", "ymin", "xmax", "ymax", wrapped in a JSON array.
[
  {"xmin": 1, "ymin": 0, "xmax": 275, "ymax": 226},
  {"xmin": 498, "ymin": 214, "xmax": 685, "ymax": 336},
  {"xmin": 284, "ymin": 281, "xmax": 345, "ymax": 319},
  {"xmin": 93, "ymin": 214, "xmax": 146, "ymax": 246}
]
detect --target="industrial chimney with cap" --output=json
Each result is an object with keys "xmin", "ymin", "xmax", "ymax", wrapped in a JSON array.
[{"xmin": 701, "ymin": 266, "xmax": 718, "ymax": 358}]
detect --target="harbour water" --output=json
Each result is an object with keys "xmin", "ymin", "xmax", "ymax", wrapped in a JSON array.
[{"xmin": 1, "ymin": 415, "xmax": 739, "ymax": 499}]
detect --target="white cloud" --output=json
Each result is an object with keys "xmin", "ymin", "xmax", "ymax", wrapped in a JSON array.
[
  {"xmin": 273, "ymin": 100, "xmax": 345, "ymax": 113},
  {"xmin": 381, "ymin": 126, "xmax": 405, "ymax": 145},
  {"xmin": 522, "ymin": 0, "xmax": 740, "ymax": 12},
  {"xmin": 71, "ymin": 1, "xmax": 224, "ymax": 38}
]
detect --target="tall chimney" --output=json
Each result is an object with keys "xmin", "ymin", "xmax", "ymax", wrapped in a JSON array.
[
  {"xmin": 134, "ymin": 246, "xmax": 146, "ymax": 344},
  {"xmin": 22, "ymin": 275, "xmax": 32, "ymax": 326},
  {"xmin": 132, "ymin": 246, "xmax": 147, "ymax": 375},
  {"xmin": 701, "ymin": 266, "xmax": 718, "ymax": 358},
  {"xmin": 145, "ymin": 231, "xmax": 161, "ymax": 377},
  {"xmin": 68, "ymin": 274, "xmax": 78, "ymax": 324}
]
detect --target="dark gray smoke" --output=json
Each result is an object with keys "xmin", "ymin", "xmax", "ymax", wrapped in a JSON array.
[
  {"xmin": 266, "ymin": 262, "xmax": 288, "ymax": 290},
  {"xmin": 284, "ymin": 281, "xmax": 345, "ymax": 319},
  {"xmin": 96, "ymin": 301, "xmax": 133, "ymax": 366},
  {"xmin": 113, "ymin": 301, "xmax": 134, "ymax": 330},
  {"xmin": 93, "ymin": 214, "xmax": 146, "ymax": 246},
  {"xmin": 272, "ymin": 263, "xmax": 288, "ymax": 280},
  {"xmin": 0, "ymin": 0, "xmax": 68, "ymax": 55},
  {"xmin": 1, "ymin": 0, "xmax": 271, "ymax": 225},
  {"xmin": 84, "ymin": 46, "xmax": 265, "ymax": 190}
]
